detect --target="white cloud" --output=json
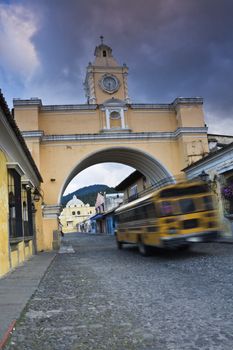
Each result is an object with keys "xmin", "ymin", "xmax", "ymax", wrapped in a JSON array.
[
  {"xmin": 0, "ymin": 4, "xmax": 40, "ymax": 81},
  {"xmin": 205, "ymin": 109, "xmax": 233, "ymax": 135},
  {"xmin": 64, "ymin": 163, "xmax": 134, "ymax": 195}
]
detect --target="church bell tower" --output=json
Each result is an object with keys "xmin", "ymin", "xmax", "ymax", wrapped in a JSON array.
[{"xmin": 84, "ymin": 37, "xmax": 131, "ymax": 105}]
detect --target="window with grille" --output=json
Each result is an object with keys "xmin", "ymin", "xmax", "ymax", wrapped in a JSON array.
[{"xmin": 8, "ymin": 169, "xmax": 23, "ymax": 239}]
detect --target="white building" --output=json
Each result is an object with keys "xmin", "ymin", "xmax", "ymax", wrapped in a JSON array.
[{"xmin": 59, "ymin": 195, "xmax": 95, "ymax": 233}]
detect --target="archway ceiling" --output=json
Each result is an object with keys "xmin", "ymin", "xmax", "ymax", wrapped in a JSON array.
[{"xmin": 61, "ymin": 147, "xmax": 174, "ymax": 199}]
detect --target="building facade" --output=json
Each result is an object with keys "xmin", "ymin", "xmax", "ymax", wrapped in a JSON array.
[
  {"xmin": 59, "ymin": 195, "xmax": 95, "ymax": 233},
  {"xmin": 91, "ymin": 192, "xmax": 124, "ymax": 234},
  {"xmin": 0, "ymin": 90, "xmax": 43, "ymax": 277},
  {"xmin": 13, "ymin": 39, "xmax": 209, "ymax": 249},
  {"xmin": 115, "ymin": 170, "xmax": 149, "ymax": 202}
]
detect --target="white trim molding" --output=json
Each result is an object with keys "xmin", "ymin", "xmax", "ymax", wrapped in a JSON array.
[
  {"xmin": 7, "ymin": 162, "xmax": 25, "ymax": 176},
  {"xmin": 42, "ymin": 204, "xmax": 62, "ymax": 219},
  {"xmin": 21, "ymin": 127, "xmax": 207, "ymax": 143}
]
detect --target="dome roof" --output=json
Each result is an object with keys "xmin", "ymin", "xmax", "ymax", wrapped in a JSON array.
[{"xmin": 66, "ymin": 195, "xmax": 84, "ymax": 208}]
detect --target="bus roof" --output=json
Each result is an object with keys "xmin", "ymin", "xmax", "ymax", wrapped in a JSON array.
[
  {"xmin": 114, "ymin": 180, "xmax": 207, "ymax": 214},
  {"xmin": 115, "ymin": 191, "xmax": 155, "ymax": 213}
]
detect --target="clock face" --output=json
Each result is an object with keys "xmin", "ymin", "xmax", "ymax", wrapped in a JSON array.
[{"xmin": 101, "ymin": 75, "xmax": 119, "ymax": 93}]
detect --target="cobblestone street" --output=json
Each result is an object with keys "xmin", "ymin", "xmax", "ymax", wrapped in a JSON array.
[{"xmin": 5, "ymin": 233, "xmax": 233, "ymax": 350}]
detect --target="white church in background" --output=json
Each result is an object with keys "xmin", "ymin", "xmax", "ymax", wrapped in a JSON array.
[{"xmin": 59, "ymin": 195, "xmax": 95, "ymax": 233}]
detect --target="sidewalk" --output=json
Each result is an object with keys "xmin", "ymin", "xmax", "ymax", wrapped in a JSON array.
[{"xmin": 0, "ymin": 252, "xmax": 56, "ymax": 348}]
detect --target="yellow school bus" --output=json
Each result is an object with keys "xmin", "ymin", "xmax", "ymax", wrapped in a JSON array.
[{"xmin": 115, "ymin": 181, "xmax": 220, "ymax": 255}]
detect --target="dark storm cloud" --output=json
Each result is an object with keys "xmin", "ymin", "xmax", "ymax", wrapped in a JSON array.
[{"xmin": 12, "ymin": 0, "xmax": 233, "ymax": 132}]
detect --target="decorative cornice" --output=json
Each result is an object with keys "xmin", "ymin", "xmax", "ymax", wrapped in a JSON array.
[
  {"xmin": 102, "ymin": 98, "xmax": 127, "ymax": 108},
  {"xmin": 13, "ymin": 97, "xmax": 203, "ymax": 112},
  {"xmin": 7, "ymin": 162, "xmax": 25, "ymax": 176},
  {"xmin": 21, "ymin": 131, "xmax": 44, "ymax": 139},
  {"xmin": 21, "ymin": 127, "xmax": 207, "ymax": 143},
  {"xmin": 172, "ymin": 97, "xmax": 203, "ymax": 107},
  {"xmin": 131, "ymin": 97, "xmax": 203, "ymax": 110},
  {"xmin": 13, "ymin": 98, "xmax": 42, "ymax": 107},
  {"xmin": 89, "ymin": 66, "xmax": 125, "ymax": 71},
  {"xmin": 41, "ymin": 104, "xmax": 97, "ymax": 112},
  {"xmin": 42, "ymin": 204, "xmax": 62, "ymax": 218},
  {"xmin": 100, "ymin": 128, "xmax": 132, "ymax": 133},
  {"xmin": 131, "ymin": 103, "xmax": 173, "ymax": 110}
]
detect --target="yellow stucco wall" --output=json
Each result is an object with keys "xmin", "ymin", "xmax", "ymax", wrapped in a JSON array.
[
  {"xmin": 42, "ymin": 219, "xmax": 58, "ymax": 251},
  {"xmin": 176, "ymin": 105, "xmax": 205, "ymax": 128},
  {"xmin": 34, "ymin": 200, "xmax": 45, "ymax": 252},
  {"xmin": 26, "ymin": 138, "xmax": 41, "ymax": 169},
  {"xmin": 18, "ymin": 241, "xmax": 25, "ymax": 263},
  {"xmin": 39, "ymin": 111, "xmax": 101, "ymax": 134},
  {"xmin": 179, "ymin": 135, "xmax": 209, "ymax": 168},
  {"xmin": 127, "ymin": 110, "xmax": 177, "ymax": 132},
  {"xmin": 10, "ymin": 240, "xmax": 34, "ymax": 270},
  {"xmin": 10, "ymin": 249, "xmax": 19, "ymax": 269},
  {"xmin": 0, "ymin": 150, "xmax": 10, "ymax": 276},
  {"xmin": 14, "ymin": 107, "xmax": 39, "ymax": 131}
]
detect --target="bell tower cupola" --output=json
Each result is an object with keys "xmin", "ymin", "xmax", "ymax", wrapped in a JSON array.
[{"xmin": 84, "ymin": 37, "xmax": 131, "ymax": 105}]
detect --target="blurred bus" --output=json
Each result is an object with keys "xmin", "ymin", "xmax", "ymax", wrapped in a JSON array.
[{"xmin": 114, "ymin": 181, "xmax": 220, "ymax": 255}]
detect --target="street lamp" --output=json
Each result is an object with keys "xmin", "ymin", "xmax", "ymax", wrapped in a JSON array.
[
  {"xmin": 199, "ymin": 170, "xmax": 210, "ymax": 183},
  {"xmin": 33, "ymin": 188, "xmax": 43, "ymax": 202}
]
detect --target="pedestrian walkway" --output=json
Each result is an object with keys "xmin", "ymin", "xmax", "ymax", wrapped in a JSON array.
[{"xmin": 0, "ymin": 252, "xmax": 56, "ymax": 348}]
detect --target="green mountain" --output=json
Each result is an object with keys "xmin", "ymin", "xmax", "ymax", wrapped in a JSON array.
[{"xmin": 61, "ymin": 184, "xmax": 117, "ymax": 207}]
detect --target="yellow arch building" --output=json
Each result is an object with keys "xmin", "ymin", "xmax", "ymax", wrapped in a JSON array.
[{"xmin": 14, "ymin": 39, "xmax": 209, "ymax": 250}]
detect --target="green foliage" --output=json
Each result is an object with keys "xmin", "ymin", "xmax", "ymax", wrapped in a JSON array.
[{"xmin": 61, "ymin": 184, "xmax": 117, "ymax": 207}]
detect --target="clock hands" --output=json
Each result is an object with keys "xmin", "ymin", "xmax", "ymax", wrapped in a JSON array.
[{"xmin": 101, "ymin": 75, "xmax": 119, "ymax": 92}]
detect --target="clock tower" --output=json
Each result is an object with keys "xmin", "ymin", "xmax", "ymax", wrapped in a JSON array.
[{"xmin": 84, "ymin": 37, "xmax": 130, "ymax": 105}]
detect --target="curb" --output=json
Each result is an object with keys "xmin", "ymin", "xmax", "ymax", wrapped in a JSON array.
[
  {"xmin": 217, "ymin": 239, "xmax": 233, "ymax": 244},
  {"xmin": 0, "ymin": 320, "xmax": 17, "ymax": 349}
]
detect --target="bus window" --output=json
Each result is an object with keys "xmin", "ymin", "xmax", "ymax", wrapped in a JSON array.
[
  {"xmin": 159, "ymin": 201, "xmax": 173, "ymax": 216},
  {"xmin": 144, "ymin": 203, "xmax": 157, "ymax": 218},
  {"xmin": 179, "ymin": 198, "xmax": 195, "ymax": 214},
  {"xmin": 120, "ymin": 210, "xmax": 133, "ymax": 223}
]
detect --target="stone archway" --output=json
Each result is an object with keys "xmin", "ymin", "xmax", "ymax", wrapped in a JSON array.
[{"xmin": 58, "ymin": 146, "xmax": 174, "ymax": 204}]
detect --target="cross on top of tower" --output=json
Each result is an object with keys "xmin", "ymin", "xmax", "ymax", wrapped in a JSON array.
[{"xmin": 94, "ymin": 36, "xmax": 113, "ymax": 59}]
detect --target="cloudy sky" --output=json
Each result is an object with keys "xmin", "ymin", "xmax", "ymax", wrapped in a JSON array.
[{"xmin": 1, "ymin": 0, "xmax": 233, "ymax": 193}]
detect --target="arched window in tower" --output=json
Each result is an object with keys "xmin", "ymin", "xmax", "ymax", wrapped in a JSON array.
[
  {"xmin": 103, "ymin": 50, "xmax": 107, "ymax": 57},
  {"xmin": 110, "ymin": 111, "xmax": 121, "ymax": 129}
]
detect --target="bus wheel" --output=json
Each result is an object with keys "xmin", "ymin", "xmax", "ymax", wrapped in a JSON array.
[
  {"xmin": 177, "ymin": 244, "xmax": 190, "ymax": 251},
  {"xmin": 116, "ymin": 239, "xmax": 123, "ymax": 250},
  {"xmin": 138, "ymin": 238, "xmax": 150, "ymax": 256}
]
